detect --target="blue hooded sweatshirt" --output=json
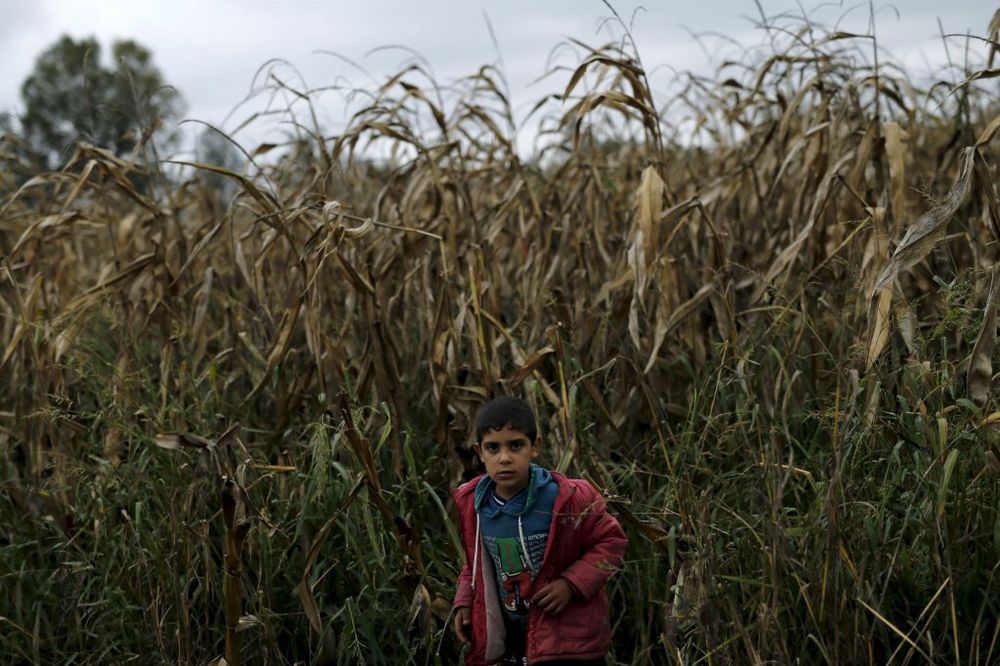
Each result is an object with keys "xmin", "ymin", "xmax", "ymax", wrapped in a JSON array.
[{"xmin": 474, "ymin": 463, "xmax": 559, "ymax": 630}]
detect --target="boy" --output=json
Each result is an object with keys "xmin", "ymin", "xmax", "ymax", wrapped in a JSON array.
[{"xmin": 452, "ymin": 397, "xmax": 627, "ymax": 665}]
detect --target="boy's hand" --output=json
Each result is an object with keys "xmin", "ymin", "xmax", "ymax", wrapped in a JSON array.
[
  {"xmin": 453, "ymin": 606, "xmax": 472, "ymax": 645},
  {"xmin": 532, "ymin": 577, "xmax": 574, "ymax": 614}
]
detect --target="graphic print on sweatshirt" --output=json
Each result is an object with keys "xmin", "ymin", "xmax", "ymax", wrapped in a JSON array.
[
  {"xmin": 475, "ymin": 464, "xmax": 559, "ymax": 619},
  {"xmin": 483, "ymin": 532, "xmax": 548, "ymax": 611}
]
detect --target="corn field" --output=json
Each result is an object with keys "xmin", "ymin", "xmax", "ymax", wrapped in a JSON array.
[{"xmin": 3, "ymin": 9, "xmax": 1000, "ymax": 665}]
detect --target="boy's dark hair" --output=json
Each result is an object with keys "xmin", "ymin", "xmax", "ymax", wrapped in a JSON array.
[{"xmin": 475, "ymin": 397, "xmax": 537, "ymax": 442}]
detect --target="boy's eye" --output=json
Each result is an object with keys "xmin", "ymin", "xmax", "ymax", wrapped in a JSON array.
[
  {"xmin": 510, "ymin": 441, "xmax": 523, "ymax": 450},
  {"xmin": 485, "ymin": 444, "xmax": 499, "ymax": 453}
]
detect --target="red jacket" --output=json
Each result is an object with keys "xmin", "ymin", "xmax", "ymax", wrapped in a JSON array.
[{"xmin": 452, "ymin": 471, "xmax": 627, "ymax": 665}]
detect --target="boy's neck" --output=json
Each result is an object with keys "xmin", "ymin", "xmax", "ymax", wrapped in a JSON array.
[{"xmin": 493, "ymin": 477, "xmax": 530, "ymax": 500}]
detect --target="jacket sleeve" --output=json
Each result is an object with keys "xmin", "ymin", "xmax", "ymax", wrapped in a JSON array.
[
  {"xmin": 558, "ymin": 483, "xmax": 628, "ymax": 600},
  {"xmin": 454, "ymin": 558, "xmax": 474, "ymax": 609},
  {"xmin": 452, "ymin": 484, "xmax": 475, "ymax": 609}
]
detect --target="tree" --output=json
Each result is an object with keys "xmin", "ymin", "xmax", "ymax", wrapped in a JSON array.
[
  {"xmin": 19, "ymin": 35, "xmax": 184, "ymax": 168},
  {"xmin": 194, "ymin": 126, "xmax": 245, "ymax": 206}
]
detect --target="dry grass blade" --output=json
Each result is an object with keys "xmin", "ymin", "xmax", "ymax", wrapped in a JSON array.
[
  {"xmin": 967, "ymin": 266, "xmax": 1000, "ymax": 406},
  {"xmin": 885, "ymin": 577, "xmax": 951, "ymax": 663},
  {"xmin": 857, "ymin": 597, "xmax": 934, "ymax": 663},
  {"xmin": 297, "ymin": 473, "xmax": 365, "ymax": 635}
]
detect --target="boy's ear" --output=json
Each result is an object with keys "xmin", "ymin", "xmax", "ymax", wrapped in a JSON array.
[
  {"xmin": 531, "ymin": 435, "xmax": 541, "ymax": 458},
  {"xmin": 473, "ymin": 442, "xmax": 484, "ymax": 461}
]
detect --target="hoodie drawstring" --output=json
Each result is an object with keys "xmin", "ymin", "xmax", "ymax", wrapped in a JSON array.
[
  {"xmin": 471, "ymin": 514, "xmax": 481, "ymax": 590},
  {"xmin": 517, "ymin": 516, "xmax": 532, "ymax": 575},
  {"xmin": 473, "ymin": 498, "xmax": 533, "ymax": 591}
]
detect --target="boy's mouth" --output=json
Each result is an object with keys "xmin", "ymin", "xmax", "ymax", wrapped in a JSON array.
[{"xmin": 495, "ymin": 471, "xmax": 516, "ymax": 479}]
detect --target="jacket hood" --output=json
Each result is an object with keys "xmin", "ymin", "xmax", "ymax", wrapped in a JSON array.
[{"xmin": 472, "ymin": 463, "xmax": 551, "ymax": 516}]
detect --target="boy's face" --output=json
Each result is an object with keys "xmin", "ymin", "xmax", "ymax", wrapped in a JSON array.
[{"xmin": 474, "ymin": 424, "xmax": 540, "ymax": 500}]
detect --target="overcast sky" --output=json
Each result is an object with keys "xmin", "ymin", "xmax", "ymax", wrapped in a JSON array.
[{"xmin": 0, "ymin": 1, "xmax": 993, "ymax": 157}]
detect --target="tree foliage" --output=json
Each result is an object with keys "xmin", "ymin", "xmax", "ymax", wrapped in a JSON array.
[
  {"xmin": 194, "ymin": 126, "xmax": 245, "ymax": 205},
  {"xmin": 19, "ymin": 35, "xmax": 184, "ymax": 168}
]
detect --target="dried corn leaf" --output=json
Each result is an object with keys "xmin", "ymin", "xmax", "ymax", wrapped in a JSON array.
[
  {"xmin": 636, "ymin": 166, "xmax": 665, "ymax": 266},
  {"xmin": 406, "ymin": 583, "xmax": 433, "ymax": 638},
  {"xmin": 645, "ymin": 282, "xmax": 715, "ymax": 373},
  {"xmin": 155, "ymin": 432, "xmax": 215, "ymax": 450},
  {"xmin": 171, "ymin": 221, "xmax": 223, "ymax": 288},
  {"xmin": 58, "ymin": 253, "xmax": 157, "ymax": 326},
  {"xmin": 53, "ymin": 311, "xmax": 88, "ymax": 362},
  {"xmin": 883, "ymin": 122, "xmax": 909, "ymax": 231},
  {"xmin": 866, "ymin": 286, "xmax": 893, "ymax": 370},
  {"xmin": 295, "ymin": 580, "xmax": 324, "ymax": 635},
  {"xmin": 10, "ymin": 212, "xmax": 84, "ymax": 258},
  {"xmin": 894, "ymin": 300, "xmax": 918, "ymax": 357},
  {"xmin": 873, "ymin": 147, "xmax": 975, "ymax": 292},
  {"xmin": 974, "ymin": 150, "xmax": 1000, "ymax": 244},
  {"xmin": 754, "ymin": 151, "xmax": 855, "ymax": 302},
  {"xmin": 504, "ymin": 346, "xmax": 555, "ymax": 387},
  {"xmin": 165, "ymin": 159, "xmax": 279, "ymax": 213},
  {"xmin": 0, "ymin": 274, "xmax": 43, "ymax": 371},
  {"xmin": 57, "ymin": 159, "xmax": 98, "ymax": 215},
  {"xmin": 976, "ymin": 111, "xmax": 1000, "ymax": 146},
  {"xmin": 243, "ymin": 297, "xmax": 303, "ymax": 403}
]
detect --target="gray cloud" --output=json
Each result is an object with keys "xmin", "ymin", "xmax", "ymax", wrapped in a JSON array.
[
  {"xmin": 1, "ymin": 0, "xmax": 993, "ymax": 152},
  {"xmin": 0, "ymin": 2, "xmax": 44, "ymax": 42}
]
